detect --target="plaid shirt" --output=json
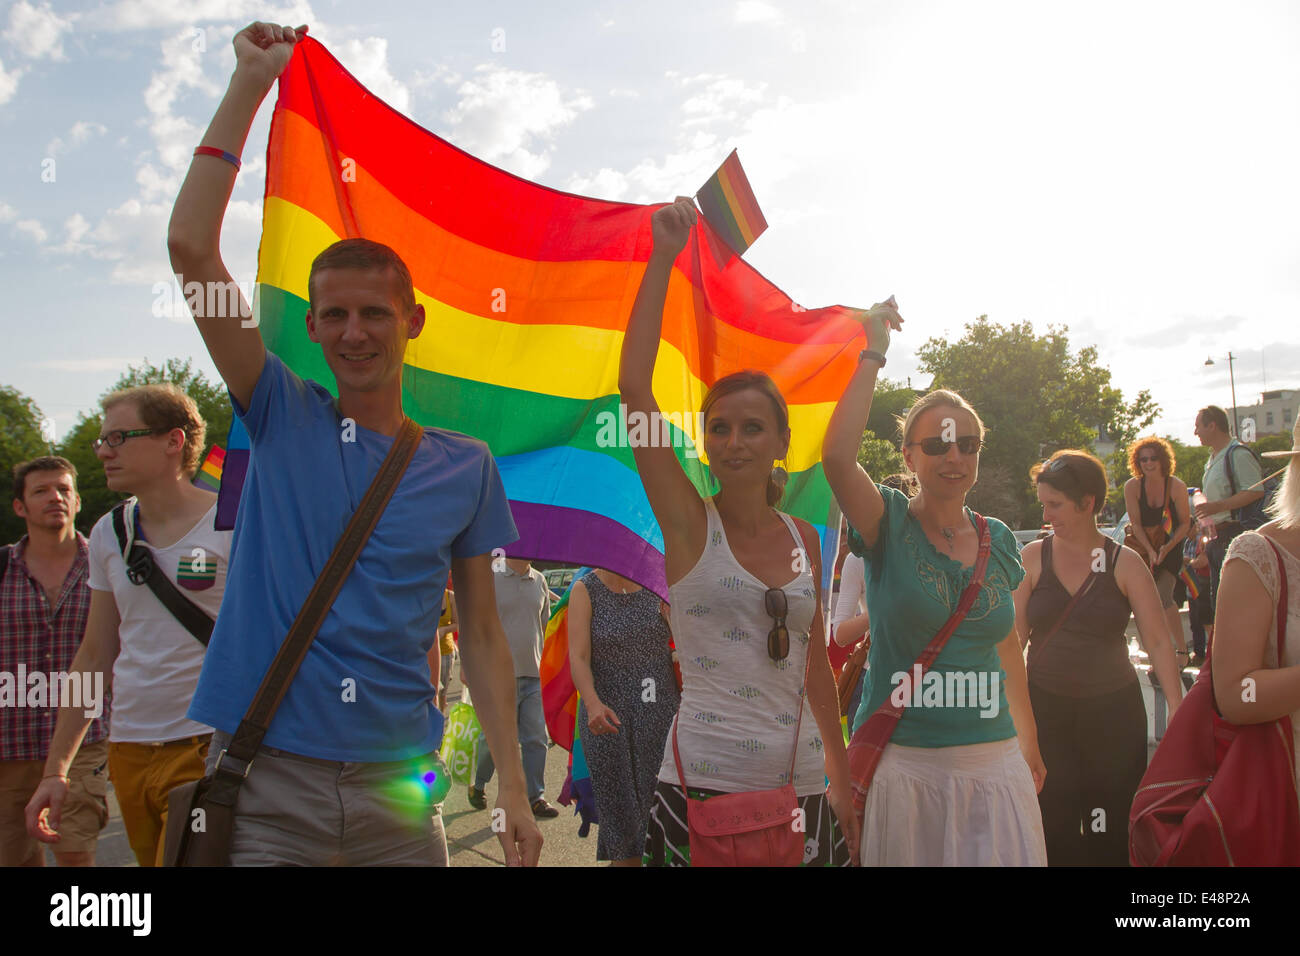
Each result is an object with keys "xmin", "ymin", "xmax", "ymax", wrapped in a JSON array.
[{"xmin": 0, "ymin": 534, "xmax": 110, "ymax": 761}]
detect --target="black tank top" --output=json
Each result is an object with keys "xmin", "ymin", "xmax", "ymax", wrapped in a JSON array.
[
  {"xmin": 1026, "ymin": 536, "xmax": 1138, "ymax": 697},
  {"xmin": 1137, "ymin": 477, "xmax": 1183, "ymax": 576}
]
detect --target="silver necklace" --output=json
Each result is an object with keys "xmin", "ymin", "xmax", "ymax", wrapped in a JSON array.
[{"xmin": 940, "ymin": 527, "xmax": 956, "ymax": 549}]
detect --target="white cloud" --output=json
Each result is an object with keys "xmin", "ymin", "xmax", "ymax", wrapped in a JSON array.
[
  {"xmin": 140, "ymin": 28, "xmax": 222, "ymax": 187},
  {"xmin": 45, "ymin": 121, "xmax": 108, "ymax": 157},
  {"xmin": 14, "ymin": 219, "xmax": 48, "ymax": 243},
  {"xmin": 734, "ymin": 1, "xmax": 782, "ymax": 24},
  {"xmin": 442, "ymin": 66, "xmax": 594, "ymax": 179},
  {"xmin": 567, "ymin": 73, "xmax": 772, "ymax": 205},
  {"xmin": 332, "ymin": 36, "xmax": 410, "ymax": 115},
  {"xmin": 4, "ymin": 1, "xmax": 76, "ymax": 60},
  {"xmin": 0, "ymin": 54, "xmax": 22, "ymax": 104},
  {"xmin": 88, "ymin": 0, "xmax": 313, "ymax": 31},
  {"xmin": 0, "ymin": 201, "xmax": 17, "ymax": 223},
  {"xmin": 678, "ymin": 74, "xmax": 766, "ymax": 128},
  {"xmin": 53, "ymin": 213, "xmax": 93, "ymax": 254},
  {"xmin": 35, "ymin": 357, "xmax": 145, "ymax": 372}
]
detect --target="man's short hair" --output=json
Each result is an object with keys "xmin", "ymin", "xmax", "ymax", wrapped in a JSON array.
[
  {"xmin": 101, "ymin": 384, "xmax": 207, "ymax": 476},
  {"xmin": 1198, "ymin": 405, "xmax": 1231, "ymax": 433},
  {"xmin": 308, "ymin": 239, "xmax": 417, "ymax": 316},
  {"xmin": 13, "ymin": 456, "xmax": 78, "ymax": 502}
]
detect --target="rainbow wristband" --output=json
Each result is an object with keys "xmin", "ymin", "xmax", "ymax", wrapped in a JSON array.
[{"xmin": 193, "ymin": 146, "xmax": 241, "ymax": 171}]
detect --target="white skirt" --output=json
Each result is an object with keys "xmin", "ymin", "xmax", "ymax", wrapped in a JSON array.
[{"xmin": 860, "ymin": 737, "xmax": 1047, "ymax": 867}]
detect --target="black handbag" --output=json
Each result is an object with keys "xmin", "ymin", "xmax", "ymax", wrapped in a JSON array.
[{"xmin": 162, "ymin": 418, "xmax": 423, "ymax": 866}]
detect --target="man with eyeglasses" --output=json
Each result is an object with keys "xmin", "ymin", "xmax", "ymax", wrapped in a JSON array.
[{"xmin": 26, "ymin": 385, "xmax": 228, "ymax": 867}]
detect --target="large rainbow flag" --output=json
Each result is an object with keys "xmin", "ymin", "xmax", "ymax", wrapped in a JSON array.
[{"xmin": 218, "ymin": 37, "xmax": 868, "ymax": 599}]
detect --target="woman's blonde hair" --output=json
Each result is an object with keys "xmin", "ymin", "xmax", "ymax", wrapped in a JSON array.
[
  {"xmin": 1267, "ymin": 458, "xmax": 1300, "ymax": 530},
  {"xmin": 896, "ymin": 388, "xmax": 987, "ymax": 447}
]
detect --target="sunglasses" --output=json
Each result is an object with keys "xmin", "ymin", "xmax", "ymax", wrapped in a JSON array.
[
  {"xmin": 907, "ymin": 436, "xmax": 982, "ymax": 456},
  {"xmin": 1137, "ymin": 455, "xmax": 1160, "ymax": 464},
  {"xmin": 764, "ymin": 588, "xmax": 789, "ymax": 661}
]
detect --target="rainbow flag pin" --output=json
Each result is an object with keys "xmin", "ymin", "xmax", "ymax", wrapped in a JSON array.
[
  {"xmin": 696, "ymin": 149, "xmax": 768, "ymax": 256},
  {"xmin": 193, "ymin": 445, "xmax": 224, "ymax": 493}
]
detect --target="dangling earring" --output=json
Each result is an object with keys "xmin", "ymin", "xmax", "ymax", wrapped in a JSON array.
[{"xmin": 771, "ymin": 460, "xmax": 789, "ymax": 487}]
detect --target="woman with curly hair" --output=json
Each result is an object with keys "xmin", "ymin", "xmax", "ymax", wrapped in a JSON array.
[{"xmin": 1122, "ymin": 436, "xmax": 1193, "ymax": 664}]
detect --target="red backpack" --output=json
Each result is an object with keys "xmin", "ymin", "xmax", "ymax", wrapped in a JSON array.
[{"xmin": 1130, "ymin": 537, "xmax": 1300, "ymax": 866}]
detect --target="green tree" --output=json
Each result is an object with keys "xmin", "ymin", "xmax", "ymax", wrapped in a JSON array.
[
  {"xmin": 56, "ymin": 359, "xmax": 233, "ymax": 534},
  {"xmin": 916, "ymin": 317, "xmax": 1157, "ymax": 528},
  {"xmin": 1, "ymin": 385, "xmax": 53, "ymax": 545},
  {"xmin": 855, "ymin": 377, "xmax": 915, "ymax": 481}
]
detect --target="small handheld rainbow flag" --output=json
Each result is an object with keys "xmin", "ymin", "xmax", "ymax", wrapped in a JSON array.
[
  {"xmin": 695, "ymin": 149, "xmax": 768, "ymax": 256},
  {"xmin": 193, "ymin": 445, "xmax": 225, "ymax": 493}
]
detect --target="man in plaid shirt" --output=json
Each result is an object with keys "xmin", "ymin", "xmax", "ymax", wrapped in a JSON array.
[{"xmin": 0, "ymin": 457, "xmax": 109, "ymax": 866}]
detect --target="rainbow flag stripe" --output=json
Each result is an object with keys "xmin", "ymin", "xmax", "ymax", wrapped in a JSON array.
[
  {"xmin": 539, "ymin": 570, "xmax": 588, "ymax": 751},
  {"xmin": 696, "ymin": 149, "xmax": 769, "ymax": 256},
  {"xmin": 193, "ymin": 445, "xmax": 224, "ymax": 493},
  {"xmin": 217, "ymin": 38, "xmax": 866, "ymax": 598}
]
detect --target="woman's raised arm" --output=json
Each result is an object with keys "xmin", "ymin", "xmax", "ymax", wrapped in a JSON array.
[
  {"xmin": 618, "ymin": 198, "xmax": 707, "ymax": 555},
  {"xmin": 822, "ymin": 301, "xmax": 902, "ymax": 551}
]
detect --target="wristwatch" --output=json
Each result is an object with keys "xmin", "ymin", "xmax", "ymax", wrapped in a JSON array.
[{"xmin": 859, "ymin": 349, "xmax": 887, "ymax": 367}]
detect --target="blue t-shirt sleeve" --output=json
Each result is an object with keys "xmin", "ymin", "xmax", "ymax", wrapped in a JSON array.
[
  {"xmin": 452, "ymin": 448, "xmax": 520, "ymax": 558},
  {"xmin": 231, "ymin": 351, "xmax": 325, "ymax": 444}
]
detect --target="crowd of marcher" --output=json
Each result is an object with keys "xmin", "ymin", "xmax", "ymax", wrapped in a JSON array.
[{"xmin": 2, "ymin": 21, "xmax": 1297, "ymax": 868}]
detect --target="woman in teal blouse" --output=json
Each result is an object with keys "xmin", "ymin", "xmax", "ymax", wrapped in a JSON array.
[{"xmin": 822, "ymin": 305, "xmax": 1046, "ymax": 865}]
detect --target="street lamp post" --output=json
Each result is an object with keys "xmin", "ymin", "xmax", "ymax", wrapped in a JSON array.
[{"xmin": 1204, "ymin": 352, "xmax": 1240, "ymax": 438}]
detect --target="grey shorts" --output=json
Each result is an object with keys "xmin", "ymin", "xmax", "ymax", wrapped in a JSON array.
[
  {"xmin": 206, "ymin": 730, "xmax": 448, "ymax": 866},
  {"xmin": 1153, "ymin": 568, "xmax": 1177, "ymax": 609}
]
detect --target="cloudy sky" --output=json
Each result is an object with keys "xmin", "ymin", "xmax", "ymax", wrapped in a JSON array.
[{"xmin": 2, "ymin": 0, "xmax": 1297, "ymax": 447}]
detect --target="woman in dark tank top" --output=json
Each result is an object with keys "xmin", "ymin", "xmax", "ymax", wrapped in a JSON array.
[
  {"xmin": 1013, "ymin": 451, "xmax": 1185, "ymax": 866},
  {"xmin": 1122, "ymin": 436, "xmax": 1193, "ymax": 665}
]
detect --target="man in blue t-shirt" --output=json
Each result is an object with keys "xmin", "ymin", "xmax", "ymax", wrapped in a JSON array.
[{"xmin": 167, "ymin": 21, "xmax": 542, "ymax": 866}]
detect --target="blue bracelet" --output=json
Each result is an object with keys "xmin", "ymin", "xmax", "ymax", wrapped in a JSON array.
[{"xmin": 193, "ymin": 145, "xmax": 242, "ymax": 171}]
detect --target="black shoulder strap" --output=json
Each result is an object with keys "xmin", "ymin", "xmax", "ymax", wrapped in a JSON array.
[
  {"xmin": 0, "ymin": 544, "xmax": 10, "ymax": 583},
  {"xmin": 112, "ymin": 500, "xmax": 214, "ymax": 647},
  {"xmin": 208, "ymin": 417, "xmax": 423, "ymax": 804},
  {"xmin": 1224, "ymin": 442, "xmax": 1250, "ymax": 495}
]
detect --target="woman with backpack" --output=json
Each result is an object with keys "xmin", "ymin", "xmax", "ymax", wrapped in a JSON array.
[
  {"xmin": 1016, "ymin": 451, "xmax": 1184, "ymax": 865},
  {"xmin": 1213, "ymin": 420, "xmax": 1300, "ymax": 787}
]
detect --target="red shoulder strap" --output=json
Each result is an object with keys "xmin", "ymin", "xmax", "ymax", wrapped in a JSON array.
[{"xmin": 1262, "ymin": 537, "xmax": 1289, "ymax": 668}]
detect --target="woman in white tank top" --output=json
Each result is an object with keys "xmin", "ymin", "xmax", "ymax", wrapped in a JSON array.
[{"xmin": 620, "ymin": 197, "xmax": 858, "ymax": 866}]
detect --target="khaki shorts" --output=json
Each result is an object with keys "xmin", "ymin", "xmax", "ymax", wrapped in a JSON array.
[
  {"xmin": 0, "ymin": 738, "xmax": 110, "ymax": 864},
  {"xmin": 1153, "ymin": 568, "xmax": 1178, "ymax": 609}
]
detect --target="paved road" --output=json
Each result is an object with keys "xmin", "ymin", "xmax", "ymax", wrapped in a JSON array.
[
  {"xmin": 57, "ymin": 613, "xmax": 1197, "ymax": 867},
  {"xmin": 63, "ymin": 662, "xmax": 600, "ymax": 868}
]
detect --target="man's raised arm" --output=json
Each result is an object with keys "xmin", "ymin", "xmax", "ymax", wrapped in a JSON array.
[{"xmin": 167, "ymin": 22, "xmax": 307, "ymax": 410}]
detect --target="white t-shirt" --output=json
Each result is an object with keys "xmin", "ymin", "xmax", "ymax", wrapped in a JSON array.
[
  {"xmin": 830, "ymin": 552, "xmax": 866, "ymax": 645},
  {"xmin": 88, "ymin": 503, "xmax": 227, "ymax": 742}
]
